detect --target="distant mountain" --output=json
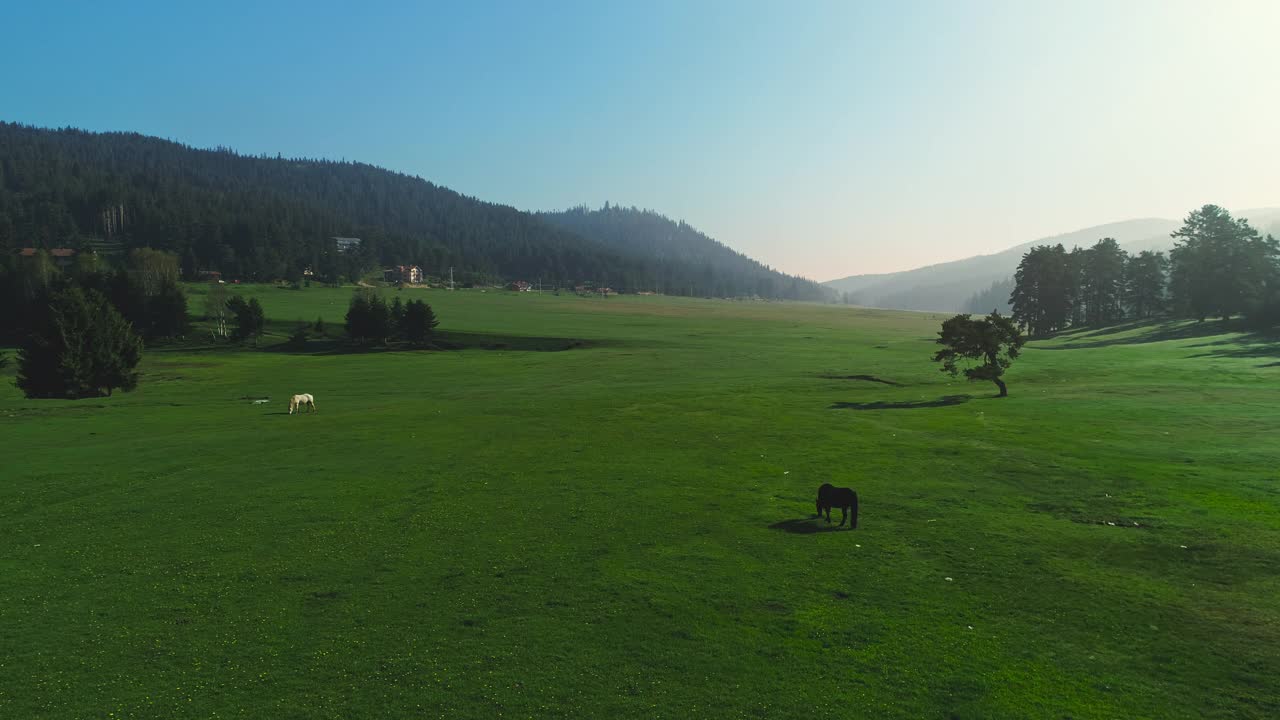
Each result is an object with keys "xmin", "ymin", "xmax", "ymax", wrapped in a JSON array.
[
  {"xmin": 539, "ymin": 205, "xmax": 831, "ymax": 301},
  {"xmin": 0, "ymin": 122, "xmax": 821, "ymax": 298},
  {"xmin": 825, "ymin": 210, "xmax": 1280, "ymax": 313}
]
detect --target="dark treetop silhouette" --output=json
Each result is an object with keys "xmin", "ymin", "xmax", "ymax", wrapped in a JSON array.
[{"xmin": 933, "ymin": 312, "xmax": 1026, "ymax": 397}]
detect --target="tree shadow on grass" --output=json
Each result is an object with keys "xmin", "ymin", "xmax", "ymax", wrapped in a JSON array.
[
  {"xmin": 768, "ymin": 518, "xmax": 849, "ymax": 534},
  {"xmin": 830, "ymin": 394, "xmax": 971, "ymax": 411},
  {"xmin": 1052, "ymin": 318, "xmax": 1166, "ymax": 340},
  {"xmin": 1184, "ymin": 332, "xmax": 1280, "ymax": 362},
  {"xmin": 817, "ymin": 373, "xmax": 903, "ymax": 386},
  {"xmin": 1039, "ymin": 319, "xmax": 1280, "ymax": 360},
  {"xmin": 1040, "ymin": 319, "xmax": 1235, "ymax": 349}
]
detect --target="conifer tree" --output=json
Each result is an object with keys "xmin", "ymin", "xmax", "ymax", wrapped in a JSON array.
[
  {"xmin": 1170, "ymin": 205, "xmax": 1276, "ymax": 322},
  {"xmin": 16, "ymin": 286, "xmax": 143, "ymax": 398},
  {"xmin": 1079, "ymin": 238, "xmax": 1128, "ymax": 326},
  {"xmin": 345, "ymin": 291, "xmax": 372, "ymax": 342},
  {"xmin": 1010, "ymin": 245, "xmax": 1074, "ymax": 336},
  {"xmin": 401, "ymin": 299, "xmax": 440, "ymax": 345},
  {"xmin": 1124, "ymin": 251, "xmax": 1168, "ymax": 319},
  {"xmin": 390, "ymin": 296, "xmax": 406, "ymax": 338}
]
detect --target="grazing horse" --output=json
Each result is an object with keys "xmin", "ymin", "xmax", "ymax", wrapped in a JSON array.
[
  {"xmin": 288, "ymin": 393, "xmax": 316, "ymax": 414},
  {"xmin": 816, "ymin": 483, "xmax": 858, "ymax": 529}
]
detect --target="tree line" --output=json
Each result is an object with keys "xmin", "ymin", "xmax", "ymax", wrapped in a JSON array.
[
  {"xmin": 0, "ymin": 246, "xmax": 282, "ymax": 398},
  {"xmin": 1, "ymin": 248, "xmax": 192, "ymax": 398},
  {"xmin": 4, "ymin": 249, "xmax": 446, "ymax": 397},
  {"xmin": 1008, "ymin": 205, "xmax": 1279, "ymax": 335},
  {"xmin": 1, "ymin": 122, "xmax": 829, "ymax": 299},
  {"xmin": 344, "ymin": 290, "xmax": 439, "ymax": 345},
  {"xmin": 1, "ymin": 247, "xmax": 189, "ymax": 345}
]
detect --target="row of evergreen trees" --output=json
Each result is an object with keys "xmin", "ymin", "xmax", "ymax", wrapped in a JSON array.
[
  {"xmin": 1009, "ymin": 205, "xmax": 1279, "ymax": 335},
  {"xmin": 345, "ymin": 291, "xmax": 440, "ymax": 345}
]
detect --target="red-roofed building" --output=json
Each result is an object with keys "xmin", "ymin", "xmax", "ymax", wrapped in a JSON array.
[
  {"xmin": 16, "ymin": 247, "xmax": 78, "ymax": 270},
  {"xmin": 383, "ymin": 265, "xmax": 423, "ymax": 284}
]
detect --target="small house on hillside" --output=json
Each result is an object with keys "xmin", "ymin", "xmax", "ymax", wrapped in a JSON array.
[
  {"xmin": 332, "ymin": 237, "xmax": 362, "ymax": 253},
  {"xmin": 509, "ymin": 280, "xmax": 532, "ymax": 292}
]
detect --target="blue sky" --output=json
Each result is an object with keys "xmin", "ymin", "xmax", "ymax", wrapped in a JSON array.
[{"xmin": 5, "ymin": 1, "xmax": 1278, "ymax": 278}]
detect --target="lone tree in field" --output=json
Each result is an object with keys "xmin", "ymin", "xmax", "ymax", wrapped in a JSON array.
[
  {"xmin": 17, "ymin": 286, "xmax": 143, "ymax": 398},
  {"xmin": 933, "ymin": 311, "xmax": 1026, "ymax": 398}
]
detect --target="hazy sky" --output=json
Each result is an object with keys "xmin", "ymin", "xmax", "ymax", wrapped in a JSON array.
[{"xmin": 5, "ymin": 1, "xmax": 1278, "ymax": 278}]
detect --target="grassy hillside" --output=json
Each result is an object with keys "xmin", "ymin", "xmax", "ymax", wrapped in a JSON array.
[{"xmin": 2, "ymin": 290, "xmax": 1277, "ymax": 718}]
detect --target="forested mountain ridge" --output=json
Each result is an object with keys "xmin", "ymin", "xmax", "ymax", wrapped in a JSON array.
[
  {"xmin": 0, "ymin": 122, "xmax": 826, "ymax": 298},
  {"xmin": 539, "ymin": 205, "xmax": 831, "ymax": 301},
  {"xmin": 0, "ymin": 122, "xmax": 624, "ymax": 286}
]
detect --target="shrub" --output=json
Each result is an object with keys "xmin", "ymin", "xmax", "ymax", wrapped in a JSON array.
[
  {"xmin": 227, "ymin": 295, "xmax": 265, "ymax": 342},
  {"xmin": 288, "ymin": 321, "xmax": 309, "ymax": 349}
]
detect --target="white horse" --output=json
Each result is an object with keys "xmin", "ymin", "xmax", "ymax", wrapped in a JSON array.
[{"xmin": 288, "ymin": 393, "xmax": 316, "ymax": 414}]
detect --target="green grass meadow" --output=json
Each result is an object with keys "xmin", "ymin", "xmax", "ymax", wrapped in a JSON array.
[{"xmin": 2, "ymin": 287, "xmax": 1278, "ymax": 718}]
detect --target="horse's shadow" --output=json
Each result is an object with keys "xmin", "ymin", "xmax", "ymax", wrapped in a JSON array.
[{"xmin": 768, "ymin": 518, "xmax": 849, "ymax": 534}]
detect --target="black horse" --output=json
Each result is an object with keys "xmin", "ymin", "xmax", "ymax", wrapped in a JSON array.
[{"xmin": 816, "ymin": 483, "xmax": 858, "ymax": 529}]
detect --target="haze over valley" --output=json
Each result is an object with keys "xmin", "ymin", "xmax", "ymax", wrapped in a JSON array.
[{"xmin": 826, "ymin": 210, "xmax": 1280, "ymax": 313}]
